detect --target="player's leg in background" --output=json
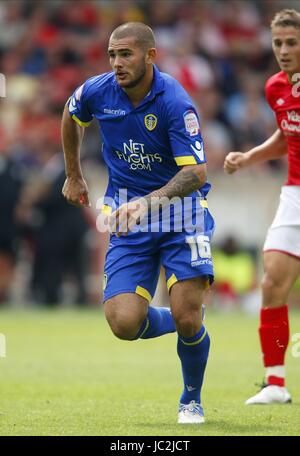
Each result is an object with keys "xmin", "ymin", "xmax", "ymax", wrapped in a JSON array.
[
  {"xmin": 260, "ymin": 251, "xmax": 300, "ymax": 385},
  {"xmin": 246, "ymin": 251, "xmax": 300, "ymax": 404},
  {"xmin": 104, "ymin": 292, "xmax": 176, "ymax": 341},
  {"xmin": 170, "ymin": 276, "xmax": 210, "ymax": 410}
]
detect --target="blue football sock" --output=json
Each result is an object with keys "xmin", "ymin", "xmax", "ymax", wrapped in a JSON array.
[
  {"xmin": 177, "ymin": 325, "xmax": 210, "ymax": 404},
  {"xmin": 135, "ymin": 306, "xmax": 176, "ymax": 339}
]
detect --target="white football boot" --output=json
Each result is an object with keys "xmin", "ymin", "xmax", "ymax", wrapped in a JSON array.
[
  {"xmin": 178, "ymin": 401, "xmax": 205, "ymax": 424},
  {"xmin": 245, "ymin": 384, "xmax": 292, "ymax": 405}
]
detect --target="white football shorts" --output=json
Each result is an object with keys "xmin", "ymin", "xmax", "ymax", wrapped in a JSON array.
[{"xmin": 263, "ymin": 185, "xmax": 300, "ymax": 259}]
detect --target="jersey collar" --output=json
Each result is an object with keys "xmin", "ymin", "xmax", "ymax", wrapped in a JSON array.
[{"xmin": 148, "ymin": 64, "xmax": 165, "ymax": 98}]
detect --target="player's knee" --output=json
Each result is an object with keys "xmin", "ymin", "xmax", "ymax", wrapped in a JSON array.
[
  {"xmin": 109, "ymin": 322, "xmax": 138, "ymax": 340},
  {"xmin": 104, "ymin": 303, "xmax": 145, "ymax": 341},
  {"xmin": 261, "ymin": 271, "xmax": 281, "ymax": 296},
  {"xmin": 174, "ymin": 313, "xmax": 201, "ymax": 338},
  {"xmin": 261, "ymin": 270, "xmax": 288, "ymax": 306},
  {"xmin": 105, "ymin": 315, "xmax": 139, "ymax": 340}
]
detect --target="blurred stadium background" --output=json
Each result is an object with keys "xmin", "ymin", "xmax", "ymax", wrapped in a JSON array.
[{"xmin": 1, "ymin": 0, "xmax": 300, "ymax": 310}]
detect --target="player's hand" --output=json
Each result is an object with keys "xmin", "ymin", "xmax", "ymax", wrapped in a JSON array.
[
  {"xmin": 110, "ymin": 198, "xmax": 148, "ymax": 236},
  {"xmin": 224, "ymin": 152, "xmax": 248, "ymax": 174},
  {"xmin": 62, "ymin": 176, "xmax": 91, "ymax": 207}
]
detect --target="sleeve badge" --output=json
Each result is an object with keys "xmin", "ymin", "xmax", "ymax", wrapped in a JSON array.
[{"xmin": 183, "ymin": 110, "xmax": 200, "ymax": 136}]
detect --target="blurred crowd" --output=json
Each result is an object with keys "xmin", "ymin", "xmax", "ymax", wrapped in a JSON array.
[{"xmin": 0, "ymin": 0, "xmax": 297, "ymax": 306}]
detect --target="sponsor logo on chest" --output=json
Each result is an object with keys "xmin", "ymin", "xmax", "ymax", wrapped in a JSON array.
[
  {"xmin": 281, "ymin": 110, "xmax": 300, "ymax": 134},
  {"xmin": 113, "ymin": 139, "xmax": 162, "ymax": 171}
]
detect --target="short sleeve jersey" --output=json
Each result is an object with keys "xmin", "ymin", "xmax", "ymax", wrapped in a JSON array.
[
  {"xmin": 68, "ymin": 65, "xmax": 211, "ymax": 203},
  {"xmin": 265, "ymin": 71, "xmax": 300, "ymax": 185}
]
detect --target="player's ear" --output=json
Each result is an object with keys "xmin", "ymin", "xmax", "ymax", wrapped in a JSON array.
[{"xmin": 145, "ymin": 48, "xmax": 156, "ymax": 64}]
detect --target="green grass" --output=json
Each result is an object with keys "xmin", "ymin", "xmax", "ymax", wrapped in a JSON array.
[{"xmin": 0, "ymin": 307, "xmax": 299, "ymax": 436}]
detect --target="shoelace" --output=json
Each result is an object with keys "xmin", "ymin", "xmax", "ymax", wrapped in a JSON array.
[
  {"xmin": 254, "ymin": 379, "xmax": 268, "ymax": 392},
  {"xmin": 179, "ymin": 401, "xmax": 203, "ymax": 415}
]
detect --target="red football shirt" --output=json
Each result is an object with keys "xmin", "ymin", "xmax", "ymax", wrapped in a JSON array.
[{"xmin": 265, "ymin": 71, "xmax": 300, "ymax": 185}]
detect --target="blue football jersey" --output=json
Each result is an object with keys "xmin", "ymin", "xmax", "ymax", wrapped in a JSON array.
[{"xmin": 68, "ymin": 65, "xmax": 211, "ymax": 206}]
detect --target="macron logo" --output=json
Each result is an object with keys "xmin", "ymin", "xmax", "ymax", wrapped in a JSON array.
[{"xmin": 104, "ymin": 108, "xmax": 126, "ymax": 116}]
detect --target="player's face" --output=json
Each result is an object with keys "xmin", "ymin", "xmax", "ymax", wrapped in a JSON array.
[
  {"xmin": 108, "ymin": 37, "xmax": 149, "ymax": 89},
  {"xmin": 272, "ymin": 26, "xmax": 300, "ymax": 75}
]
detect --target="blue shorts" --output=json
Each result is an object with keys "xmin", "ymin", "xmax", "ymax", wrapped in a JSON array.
[{"xmin": 103, "ymin": 208, "xmax": 215, "ymax": 303}]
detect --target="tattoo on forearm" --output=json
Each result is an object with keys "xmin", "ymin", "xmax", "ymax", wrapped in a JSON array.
[{"xmin": 146, "ymin": 168, "xmax": 201, "ymax": 203}]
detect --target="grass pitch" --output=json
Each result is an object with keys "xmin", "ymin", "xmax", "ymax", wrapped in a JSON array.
[{"xmin": 0, "ymin": 307, "xmax": 299, "ymax": 436}]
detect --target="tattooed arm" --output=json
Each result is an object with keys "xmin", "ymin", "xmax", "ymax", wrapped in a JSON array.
[
  {"xmin": 145, "ymin": 163, "xmax": 207, "ymax": 204},
  {"xmin": 111, "ymin": 164, "xmax": 207, "ymax": 236}
]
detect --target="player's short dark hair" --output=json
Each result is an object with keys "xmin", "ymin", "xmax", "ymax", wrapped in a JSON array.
[
  {"xmin": 271, "ymin": 9, "xmax": 300, "ymax": 30},
  {"xmin": 110, "ymin": 22, "xmax": 156, "ymax": 51}
]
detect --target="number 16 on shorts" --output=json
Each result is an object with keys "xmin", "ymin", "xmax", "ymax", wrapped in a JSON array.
[{"xmin": 186, "ymin": 235, "xmax": 212, "ymax": 264}]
